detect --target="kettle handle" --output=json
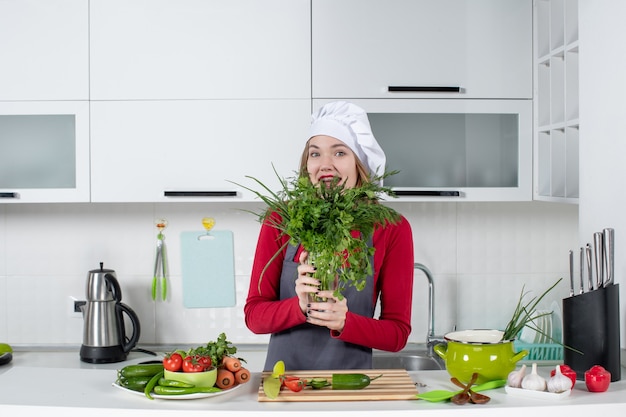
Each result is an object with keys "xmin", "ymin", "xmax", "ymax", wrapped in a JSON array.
[
  {"xmin": 116, "ymin": 302, "xmax": 141, "ymax": 353},
  {"xmin": 105, "ymin": 273, "xmax": 123, "ymax": 302}
]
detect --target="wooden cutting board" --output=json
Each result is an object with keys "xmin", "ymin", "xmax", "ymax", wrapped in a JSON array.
[{"xmin": 257, "ymin": 369, "xmax": 419, "ymax": 402}]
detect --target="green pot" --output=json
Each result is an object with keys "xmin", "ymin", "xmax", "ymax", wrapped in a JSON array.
[{"xmin": 433, "ymin": 329, "xmax": 528, "ymax": 384}]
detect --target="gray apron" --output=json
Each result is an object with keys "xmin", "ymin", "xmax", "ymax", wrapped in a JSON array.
[{"xmin": 263, "ymin": 240, "xmax": 375, "ymax": 371}]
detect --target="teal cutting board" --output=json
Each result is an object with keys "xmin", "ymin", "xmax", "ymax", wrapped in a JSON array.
[{"xmin": 180, "ymin": 230, "xmax": 236, "ymax": 308}]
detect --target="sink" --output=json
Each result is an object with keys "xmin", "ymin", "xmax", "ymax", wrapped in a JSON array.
[{"xmin": 372, "ymin": 354, "xmax": 443, "ymax": 371}]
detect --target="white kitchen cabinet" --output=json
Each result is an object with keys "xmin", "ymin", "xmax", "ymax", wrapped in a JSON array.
[
  {"xmin": 89, "ymin": 0, "xmax": 310, "ymax": 100},
  {"xmin": 313, "ymin": 99, "xmax": 533, "ymax": 202},
  {"xmin": 90, "ymin": 100, "xmax": 310, "ymax": 202},
  {"xmin": 0, "ymin": 0, "xmax": 88, "ymax": 100},
  {"xmin": 0, "ymin": 101, "xmax": 90, "ymax": 203},
  {"xmin": 534, "ymin": 0, "xmax": 579, "ymax": 203},
  {"xmin": 312, "ymin": 0, "xmax": 532, "ymax": 99}
]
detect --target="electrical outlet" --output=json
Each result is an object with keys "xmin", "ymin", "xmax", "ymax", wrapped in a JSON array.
[{"xmin": 69, "ymin": 296, "xmax": 86, "ymax": 318}]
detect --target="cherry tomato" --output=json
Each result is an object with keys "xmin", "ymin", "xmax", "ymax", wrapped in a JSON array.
[
  {"xmin": 162, "ymin": 352, "xmax": 183, "ymax": 372},
  {"xmin": 182, "ymin": 355, "xmax": 206, "ymax": 373},
  {"xmin": 198, "ymin": 355, "xmax": 212, "ymax": 370},
  {"xmin": 585, "ymin": 365, "xmax": 611, "ymax": 392},
  {"xmin": 282, "ymin": 376, "xmax": 306, "ymax": 392},
  {"xmin": 551, "ymin": 364, "xmax": 577, "ymax": 388}
]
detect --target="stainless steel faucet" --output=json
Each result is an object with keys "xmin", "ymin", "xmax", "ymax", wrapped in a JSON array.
[{"xmin": 414, "ymin": 263, "xmax": 447, "ymax": 361}]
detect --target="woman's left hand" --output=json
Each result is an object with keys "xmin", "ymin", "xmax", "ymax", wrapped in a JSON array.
[{"xmin": 306, "ymin": 290, "xmax": 348, "ymax": 332}]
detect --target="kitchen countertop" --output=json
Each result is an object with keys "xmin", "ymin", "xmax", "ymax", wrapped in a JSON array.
[{"xmin": 1, "ymin": 348, "xmax": 626, "ymax": 416}]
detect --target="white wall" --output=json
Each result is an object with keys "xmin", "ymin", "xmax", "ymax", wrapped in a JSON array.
[
  {"xmin": 0, "ymin": 200, "xmax": 577, "ymax": 348},
  {"xmin": 579, "ymin": 0, "xmax": 626, "ymax": 348}
]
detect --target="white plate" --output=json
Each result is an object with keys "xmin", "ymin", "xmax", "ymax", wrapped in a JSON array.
[
  {"xmin": 112, "ymin": 381, "xmax": 241, "ymax": 400},
  {"xmin": 505, "ymin": 385, "xmax": 571, "ymax": 400}
]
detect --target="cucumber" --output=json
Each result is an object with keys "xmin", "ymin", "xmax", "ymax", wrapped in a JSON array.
[
  {"xmin": 331, "ymin": 373, "xmax": 382, "ymax": 390},
  {"xmin": 118, "ymin": 363, "xmax": 164, "ymax": 378},
  {"xmin": 117, "ymin": 376, "xmax": 152, "ymax": 392}
]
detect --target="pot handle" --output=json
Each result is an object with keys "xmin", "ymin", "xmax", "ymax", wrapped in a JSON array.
[
  {"xmin": 510, "ymin": 349, "xmax": 529, "ymax": 364},
  {"xmin": 433, "ymin": 343, "xmax": 448, "ymax": 360},
  {"xmin": 117, "ymin": 302, "xmax": 141, "ymax": 353}
]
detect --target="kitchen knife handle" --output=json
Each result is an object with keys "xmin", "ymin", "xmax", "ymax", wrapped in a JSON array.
[
  {"xmin": 579, "ymin": 247, "xmax": 585, "ymax": 294},
  {"xmin": 569, "ymin": 250, "xmax": 574, "ymax": 296},
  {"xmin": 586, "ymin": 244, "xmax": 593, "ymax": 291},
  {"xmin": 603, "ymin": 228, "xmax": 614, "ymax": 287},
  {"xmin": 593, "ymin": 232, "xmax": 604, "ymax": 290},
  {"xmin": 388, "ymin": 86, "xmax": 461, "ymax": 93},
  {"xmin": 0, "ymin": 192, "xmax": 18, "ymax": 198}
]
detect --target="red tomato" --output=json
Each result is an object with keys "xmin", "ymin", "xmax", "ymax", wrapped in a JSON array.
[
  {"xmin": 182, "ymin": 355, "xmax": 206, "ymax": 373},
  {"xmin": 585, "ymin": 365, "xmax": 611, "ymax": 392},
  {"xmin": 198, "ymin": 355, "xmax": 212, "ymax": 370},
  {"xmin": 282, "ymin": 377, "xmax": 305, "ymax": 392},
  {"xmin": 550, "ymin": 364, "xmax": 577, "ymax": 388},
  {"xmin": 162, "ymin": 352, "xmax": 183, "ymax": 372}
]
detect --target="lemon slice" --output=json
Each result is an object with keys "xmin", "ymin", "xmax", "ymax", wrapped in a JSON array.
[
  {"xmin": 0, "ymin": 343, "xmax": 12, "ymax": 354},
  {"xmin": 271, "ymin": 360, "xmax": 285, "ymax": 378},
  {"xmin": 263, "ymin": 375, "xmax": 282, "ymax": 399}
]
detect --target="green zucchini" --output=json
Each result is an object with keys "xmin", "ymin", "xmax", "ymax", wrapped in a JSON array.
[
  {"xmin": 331, "ymin": 373, "xmax": 382, "ymax": 390},
  {"xmin": 118, "ymin": 363, "xmax": 164, "ymax": 378},
  {"xmin": 153, "ymin": 385, "xmax": 222, "ymax": 395}
]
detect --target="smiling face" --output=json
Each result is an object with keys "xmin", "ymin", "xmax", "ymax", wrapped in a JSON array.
[{"xmin": 304, "ymin": 135, "xmax": 360, "ymax": 189}]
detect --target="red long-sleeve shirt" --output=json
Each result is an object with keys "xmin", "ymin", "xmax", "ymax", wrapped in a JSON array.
[{"xmin": 244, "ymin": 214, "xmax": 414, "ymax": 353}]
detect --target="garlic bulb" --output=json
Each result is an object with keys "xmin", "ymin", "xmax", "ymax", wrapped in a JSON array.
[
  {"xmin": 547, "ymin": 365, "xmax": 572, "ymax": 393},
  {"xmin": 521, "ymin": 363, "xmax": 547, "ymax": 391},
  {"xmin": 507, "ymin": 364, "xmax": 527, "ymax": 388}
]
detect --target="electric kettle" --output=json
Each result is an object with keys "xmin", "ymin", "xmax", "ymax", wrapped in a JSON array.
[{"xmin": 80, "ymin": 263, "xmax": 141, "ymax": 363}]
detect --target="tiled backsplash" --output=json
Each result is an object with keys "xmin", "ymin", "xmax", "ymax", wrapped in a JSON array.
[{"xmin": 0, "ymin": 201, "xmax": 578, "ymax": 348}]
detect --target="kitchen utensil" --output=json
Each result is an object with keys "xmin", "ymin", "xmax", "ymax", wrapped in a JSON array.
[
  {"xmin": 568, "ymin": 249, "xmax": 574, "ymax": 296},
  {"xmin": 579, "ymin": 247, "xmax": 585, "ymax": 294},
  {"xmin": 433, "ymin": 330, "xmax": 528, "ymax": 384},
  {"xmin": 415, "ymin": 379, "xmax": 506, "ymax": 402},
  {"xmin": 80, "ymin": 263, "xmax": 141, "ymax": 363},
  {"xmin": 603, "ymin": 228, "xmax": 614, "ymax": 287},
  {"xmin": 180, "ymin": 220, "xmax": 235, "ymax": 308},
  {"xmin": 586, "ymin": 244, "xmax": 593, "ymax": 292},
  {"xmin": 450, "ymin": 373, "xmax": 477, "ymax": 405},
  {"xmin": 258, "ymin": 369, "xmax": 417, "ymax": 401},
  {"xmin": 152, "ymin": 219, "xmax": 169, "ymax": 301},
  {"xmin": 451, "ymin": 376, "xmax": 491, "ymax": 404},
  {"xmin": 593, "ymin": 232, "xmax": 604, "ymax": 290}
]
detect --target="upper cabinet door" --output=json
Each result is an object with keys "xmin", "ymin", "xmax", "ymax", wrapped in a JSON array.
[
  {"xmin": 89, "ymin": 0, "xmax": 311, "ymax": 100},
  {"xmin": 0, "ymin": 0, "xmax": 89, "ymax": 100},
  {"xmin": 312, "ymin": 0, "xmax": 532, "ymax": 99}
]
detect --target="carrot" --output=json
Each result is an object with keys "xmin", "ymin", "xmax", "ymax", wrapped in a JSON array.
[
  {"xmin": 216, "ymin": 368, "xmax": 235, "ymax": 389},
  {"xmin": 221, "ymin": 355, "xmax": 241, "ymax": 373},
  {"xmin": 234, "ymin": 367, "xmax": 251, "ymax": 384}
]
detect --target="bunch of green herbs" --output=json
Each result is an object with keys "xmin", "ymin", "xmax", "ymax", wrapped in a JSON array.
[
  {"xmin": 232, "ymin": 168, "xmax": 400, "ymax": 298},
  {"xmin": 502, "ymin": 278, "xmax": 562, "ymax": 342}
]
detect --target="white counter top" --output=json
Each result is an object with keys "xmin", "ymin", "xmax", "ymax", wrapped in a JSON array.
[{"xmin": 1, "ymin": 349, "xmax": 625, "ymax": 416}]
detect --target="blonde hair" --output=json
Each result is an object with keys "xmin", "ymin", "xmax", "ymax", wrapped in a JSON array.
[{"xmin": 299, "ymin": 139, "xmax": 370, "ymax": 187}]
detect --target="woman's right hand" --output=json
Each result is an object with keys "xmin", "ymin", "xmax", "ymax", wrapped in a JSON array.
[{"xmin": 295, "ymin": 250, "xmax": 319, "ymax": 315}]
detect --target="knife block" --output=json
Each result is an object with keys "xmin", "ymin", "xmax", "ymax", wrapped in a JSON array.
[{"xmin": 562, "ymin": 284, "xmax": 621, "ymax": 382}]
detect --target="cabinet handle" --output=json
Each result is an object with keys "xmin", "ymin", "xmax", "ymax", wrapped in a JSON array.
[
  {"xmin": 393, "ymin": 190, "xmax": 460, "ymax": 197},
  {"xmin": 0, "ymin": 192, "xmax": 18, "ymax": 198},
  {"xmin": 163, "ymin": 191, "xmax": 237, "ymax": 197},
  {"xmin": 388, "ymin": 86, "xmax": 461, "ymax": 93}
]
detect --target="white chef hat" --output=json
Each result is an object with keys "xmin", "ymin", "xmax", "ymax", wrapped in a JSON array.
[{"xmin": 309, "ymin": 101, "xmax": 386, "ymax": 183}]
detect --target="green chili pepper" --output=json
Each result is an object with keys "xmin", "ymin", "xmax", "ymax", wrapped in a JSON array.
[{"xmin": 144, "ymin": 370, "xmax": 164, "ymax": 399}]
